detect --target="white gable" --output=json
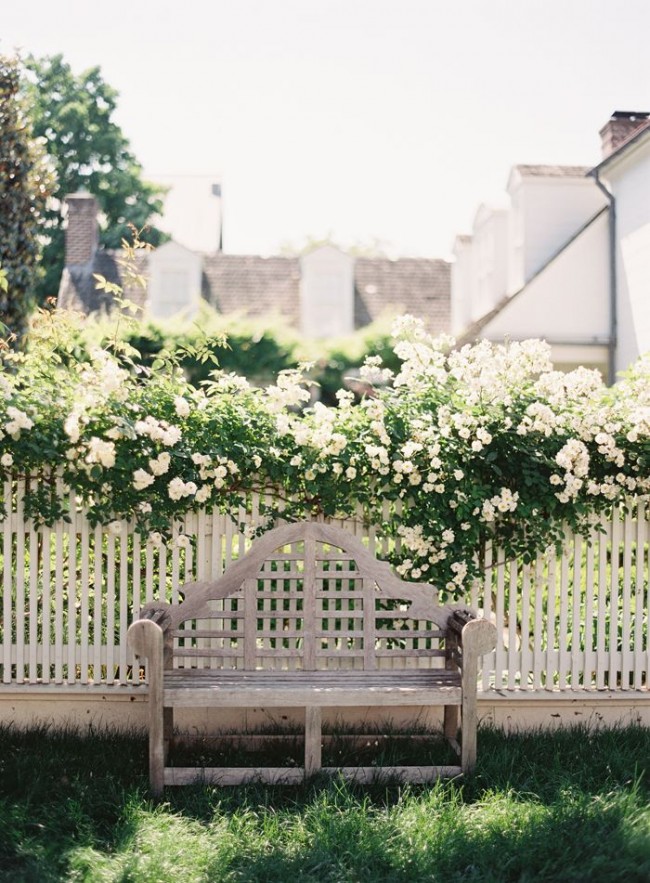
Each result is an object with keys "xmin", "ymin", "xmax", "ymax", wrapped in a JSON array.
[
  {"xmin": 299, "ymin": 245, "xmax": 355, "ymax": 338},
  {"xmin": 147, "ymin": 240, "xmax": 203, "ymax": 320},
  {"xmin": 479, "ymin": 211, "xmax": 610, "ymax": 372},
  {"xmin": 507, "ymin": 171, "xmax": 607, "ymax": 292}
]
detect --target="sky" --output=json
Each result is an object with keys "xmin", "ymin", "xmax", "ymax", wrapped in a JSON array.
[{"xmin": 3, "ymin": 0, "xmax": 650, "ymax": 258}]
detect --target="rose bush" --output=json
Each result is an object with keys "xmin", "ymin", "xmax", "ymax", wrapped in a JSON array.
[{"xmin": 0, "ymin": 311, "xmax": 648, "ymax": 597}]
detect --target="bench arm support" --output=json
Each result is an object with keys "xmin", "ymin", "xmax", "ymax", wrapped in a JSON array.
[
  {"xmin": 127, "ymin": 618, "xmax": 166, "ymax": 796},
  {"xmin": 446, "ymin": 609, "xmax": 497, "ymax": 773}
]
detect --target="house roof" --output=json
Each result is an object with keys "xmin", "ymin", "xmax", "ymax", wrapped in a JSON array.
[
  {"xmin": 590, "ymin": 119, "xmax": 650, "ymax": 175},
  {"xmin": 58, "ymin": 251, "xmax": 150, "ymax": 315},
  {"xmin": 58, "ymin": 249, "xmax": 451, "ymax": 334},
  {"xmin": 202, "ymin": 254, "xmax": 301, "ymax": 322},
  {"xmin": 455, "ymin": 206, "xmax": 609, "ymax": 346},
  {"xmin": 353, "ymin": 257, "xmax": 450, "ymax": 333},
  {"xmin": 514, "ymin": 164, "xmax": 593, "ymax": 178}
]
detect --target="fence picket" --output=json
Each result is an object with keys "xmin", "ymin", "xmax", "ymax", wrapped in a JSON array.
[
  {"xmin": 533, "ymin": 555, "xmax": 544, "ymax": 688},
  {"xmin": 507, "ymin": 559, "xmax": 518, "ymax": 690},
  {"xmin": 42, "ymin": 524, "xmax": 52, "ymax": 683},
  {"xmin": 28, "ymin": 482, "xmax": 38, "ymax": 683},
  {"xmin": 571, "ymin": 534, "xmax": 582, "ymax": 689},
  {"xmin": 583, "ymin": 529, "xmax": 596, "ymax": 689},
  {"xmin": 2, "ymin": 479, "xmax": 12, "ymax": 683},
  {"xmin": 118, "ymin": 523, "xmax": 129, "ymax": 683},
  {"xmin": 15, "ymin": 479, "xmax": 25, "ymax": 683},
  {"xmin": 546, "ymin": 554, "xmax": 557, "ymax": 690},
  {"xmin": 53, "ymin": 475, "xmax": 65, "ymax": 684},
  {"xmin": 609, "ymin": 507, "xmax": 621, "ymax": 689},
  {"xmin": 558, "ymin": 536, "xmax": 570, "ymax": 690},
  {"xmin": 66, "ymin": 488, "xmax": 77, "ymax": 684},
  {"xmin": 105, "ymin": 530, "xmax": 116, "ymax": 683},
  {"xmin": 596, "ymin": 517, "xmax": 609, "ymax": 689},
  {"xmin": 634, "ymin": 501, "xmax": 646, "ymax": 689},
  {"xmin": 621, "ymin": 507, "xmax": 634, "ymax": 689},
  {"xmin": 519, "ymin": 563, "xmax": 531, "ymax": 689},
  {"xmin": 79, "ymin": 514, "xmax": 90, "ymax": 684},
  {"xmin": 481, "ymin": 542, "xmax": 493, "ymax": 691},
  {"xmin": 92, "ymin": 524, "xmax": 103, "ymax": 682}
]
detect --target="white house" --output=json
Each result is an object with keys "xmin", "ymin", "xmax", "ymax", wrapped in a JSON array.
[
  {"xmin": 452, "ymin": 111, "xmax": 650, "ymax": 380},
  {"xmin": 591, "ymin": 115, "xmax": 650, "ymax": 374}
]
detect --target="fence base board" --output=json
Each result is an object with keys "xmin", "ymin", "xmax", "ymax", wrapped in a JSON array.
[{"xmin": 1, "ymin": 687, "xmax": 650, "ymax": 733}]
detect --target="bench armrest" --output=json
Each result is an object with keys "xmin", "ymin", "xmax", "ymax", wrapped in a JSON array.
[
  {"xmin": 128, "ymin": 617, "xmax": 164, "ymax": 662},
  {"xmin": 447, "ymin": 608, "xmax": 497, "ymax": 657}
]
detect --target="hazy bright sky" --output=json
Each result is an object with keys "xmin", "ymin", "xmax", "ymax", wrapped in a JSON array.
[{"xmin": 4, "ymin": 0, "xmax": 650, "ymax": 257}]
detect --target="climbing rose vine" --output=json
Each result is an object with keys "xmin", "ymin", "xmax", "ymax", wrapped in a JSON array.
[{"xmin": 0, "ymin": 312, "xmax": 648, "ymax": 598}]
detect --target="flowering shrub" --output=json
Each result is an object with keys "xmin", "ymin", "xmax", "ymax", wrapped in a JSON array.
[{"xmin": 0, "ymin": 310, "xmax": 648, "ymax": 597}]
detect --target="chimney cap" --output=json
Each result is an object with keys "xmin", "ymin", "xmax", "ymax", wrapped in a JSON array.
[{"xmin": 610, "ymin": 110, "xmax": 650, "ymax": 120}]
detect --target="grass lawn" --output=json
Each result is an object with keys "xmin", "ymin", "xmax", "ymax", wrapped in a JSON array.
[{"xmin": 1, "ymin": 722, "xmax": 650, "ymax": 882}]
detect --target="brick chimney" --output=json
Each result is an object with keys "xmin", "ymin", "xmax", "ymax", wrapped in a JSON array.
[
  {"xmin": 599, "ymin": 111, "xmax": 650, "ymax": 158},
  {"xmin": 64, "ymin": 192, "xmax": 98, "ymax": 265}
]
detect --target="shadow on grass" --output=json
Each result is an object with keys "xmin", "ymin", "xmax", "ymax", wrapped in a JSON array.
[{"xmin": 1, "ymin": 723, "xmax": 650, "ymax": 882}]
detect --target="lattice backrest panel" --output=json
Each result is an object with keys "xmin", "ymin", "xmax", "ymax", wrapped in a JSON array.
[{"xmin": 169, "ymin": 522, "xmax": 452, "ymax": 671}]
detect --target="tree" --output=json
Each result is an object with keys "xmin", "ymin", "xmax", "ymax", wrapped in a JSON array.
[
  {"xmin": 23, "ymin": 54, "xmax": 167, "ymax": 300},
  {"xmin": 0, "ymin": 54, "xmax": 52, "ymax": 343}
]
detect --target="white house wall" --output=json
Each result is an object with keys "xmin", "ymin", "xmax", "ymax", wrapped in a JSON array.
[
  {"xmin": 600, "ymin": 138, "xmax": 650, "ymax": 373},
  {"xmin": 472, "ymin": 207, "xmax": 509, "ymax": 321},
  {"xmin": 451, "ymin": 239, "xmax": 474, "ymax": 335},
  {"xmin": 480, "ymin": 211, "xmax": 610, "ymax": 346},
  {"xmin": 508, "ymin": 176, "xmax": 607, "ymax": 292}
]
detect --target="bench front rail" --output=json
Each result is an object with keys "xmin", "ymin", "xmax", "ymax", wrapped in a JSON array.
[{"xmin": 128, "ymin": 521, "xmax": 496, "ymax": 794}]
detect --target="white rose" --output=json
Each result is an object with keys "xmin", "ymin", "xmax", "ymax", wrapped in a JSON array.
[{"xmin": 174, "ymin": 396, "xmax": 190, "ymax": 418}]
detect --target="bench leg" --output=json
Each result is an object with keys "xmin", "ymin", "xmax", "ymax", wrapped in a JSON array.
[
  {"xmin": 150, "ymin": 698, "xmax": 165, "ymax": 797},
  {"xmin": 305, "ymin": 706, "xmax": 322, "ymax": 776},
  {"xmin": 443, "ymin": 705, "xmax": 459, "ymax": 741},
  {"xmin": 163, "ymin": 707, "xmax": 174, "ymax": 763},
  {"xmin": 461, "ymin": 691, "xmax": 478, "ymax": 774}
]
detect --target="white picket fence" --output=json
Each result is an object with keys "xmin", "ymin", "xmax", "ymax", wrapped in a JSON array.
[{"xmin": 0, "ymin": 477, "xmax": 648, "ymax": 694}]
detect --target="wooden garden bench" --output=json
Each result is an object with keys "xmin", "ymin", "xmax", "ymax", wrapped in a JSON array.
[{"xmin": 128, "ymin": 521, "xmax": 496, "ymax": 794}]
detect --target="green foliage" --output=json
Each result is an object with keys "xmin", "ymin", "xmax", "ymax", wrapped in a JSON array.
[
  {"xmin": 23, "ymin": 54, "xmax": 166, "ymax": 300},
  {"xmin": 1, "ymin": 308, "xmax": 649, "ymax": 596},
  {"xmin": 121, "ymin": 308, "xmax": 302, "ymax": 389},
  {"xmin": 308, "ymin": 319, "xmax": 402, "ymax": 404},
  {"xmin": 77, "ymin": 307, "xmax": 400, "ymax": 404},
  {"xmin": 0, "ymin": 54, "xmax": 53, "ymax": 344}
]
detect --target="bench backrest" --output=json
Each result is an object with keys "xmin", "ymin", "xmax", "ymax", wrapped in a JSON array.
[{"xmin": 166, "ymin": 521, "xmax": 455, "ymax": 672}]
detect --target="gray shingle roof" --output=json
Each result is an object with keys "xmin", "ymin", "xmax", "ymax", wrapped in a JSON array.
[
  {"xmin": 57, "ymin": 251, "xmax": 148, "ymax": 315},
  {"xmin": 202, "ymin": 254, "xmax": 301, "ymax": 323},
  {"xmin": 57, "ymin": 249, "xmax": 451, "ymax": 333},
  {"xmin": 354, "ymin": 257, "xmax": 450, "ymax": 333}
]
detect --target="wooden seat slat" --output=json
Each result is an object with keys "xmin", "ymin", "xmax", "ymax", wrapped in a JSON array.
[{"xmin": 164, "ymin": 669, "xmax": 462, "ymax": 685}]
